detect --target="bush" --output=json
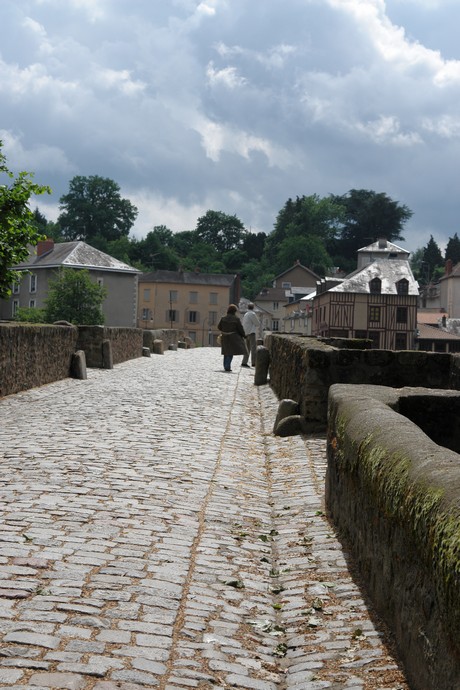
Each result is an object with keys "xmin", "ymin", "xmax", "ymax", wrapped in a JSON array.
[{"xmin": 14, "ymin": 307, "xmax": 48, "ymax": 323}]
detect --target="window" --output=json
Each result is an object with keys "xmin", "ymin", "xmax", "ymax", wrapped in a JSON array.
[
  {"xmin": 281, "ymin": 281, "xmax": 291, "ymax": 288},
  {"xmin": 396, "ymin": 307, "xmax": 407, "ymax": 324},
  {"xmin": 30, "ymin": 274, "xmax": 37, "ymax": 293},
  {"xmin": 12, "ymin": 282, "xmax": 20, "ymax": 294},
  {"xmin": 189, "ymin": 291, "xmax": 198, "ymax": 304},
  {"xmin": 97, "ymin": 277, "xmax": 104, "ymax": 287},
  {"xmin": 369, "ymin": 278, "xmax": 381, "ymax": 294},
  {"xmin": 29, "ymin": 300, "xmax": 36, "ymax": 309},
  {"xmin": 396, "ymin": 279, "xmax": 409, "ymax": 295},
  {"xmin": 208, "ymin": 311, "xmax": 217, "ymax": 325},
  {"xmin": 272, "ymin": 319, "xmax": 279, "ymax": 331},
  {"xmin": 209, "ymin": 292, "xmax": 218, "ymax": 305},
  {"xmin": 395, "ymin": 333, "xmax": 407, "ymax": 350},
  {"xmin": 188, "ymin": 311, "xmax": 198, "ymax": 323},
  {"xmin": 369, "ymin": 306, "xmax": 381, "ymax": 322},
  {"xmin": 273, "ymin": 302, "xmax": 279, "ymax": 310},
  {"xmin": 12, "ymin": 300, "xmax": 19, "ymax": 317},
  {"xmin": 167, "ymin": 309, "xmax": 177, "ymax": 323},
  {"xmin": 142, "ymin": 308, "xmax": 150, "ymax": 320},
  {"xmin": 169, "ymin": 290, "xmax": 177, "ymax": 303},
  {"xmin": 143, "ymin": 288, "xmax": 151, "ymax": 301}
]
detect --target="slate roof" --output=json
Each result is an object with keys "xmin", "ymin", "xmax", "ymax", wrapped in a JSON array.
[
  {"xmin": 139, "ymin": 270, "xmax": 236, "ymax": 286},
  {"xmin": 325, "ymin": 260, "xmax": 419, "ymax": 295},
  {"xmin": 417, "ymin": 323, "xmax": 460, "ymax": 341},
  {"xmin": 15, "ymin": 241, "xmax": 139, "ymax": 273},
  {"xmin": 357, "ymin": 240, "xmax": 410, "ymax": 257}
]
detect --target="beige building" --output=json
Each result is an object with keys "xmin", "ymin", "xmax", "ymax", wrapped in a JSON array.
[
  {"xmin": 138, "ymin": 270, "xmax": 240, "ymax": 346},
  {"xmin": 0, "ymin": 239, "xmax": 140, "ymax": 327}
]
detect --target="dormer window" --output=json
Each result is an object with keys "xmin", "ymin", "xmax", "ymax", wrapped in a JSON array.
[
  {"xmin": 396, "ymin": 279, "xmax": 409, "ymax": 295},
  {"xmin": 369, "ymin": 277, "xmax": 381, "ymax": 294}
]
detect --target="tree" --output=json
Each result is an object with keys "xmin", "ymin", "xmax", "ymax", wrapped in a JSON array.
[
  {"xmin": 331, "ymin": 189, "xmax": 412, "ymax": 261},
  {"xmin": 45, "ymin": 268, "xmax": 107, "ymax": 325},
  {"xmin": 422, "ymin": 235, "xmax": 443, "ymax": 282},
  {"xmin": 0, "ymin": 142, "xmax": 51, "ymax": 298},
  {"xmin": 58, "ymin": 175, "xmax": 138, "ymax": 244},
  {"xmin": 195, "ymin": 210, "xmax": 248, "ymax": 253},
  {"xmin": 264, "ymin": 194, "xmax": 343, "ymax": 270},
  {"xmin": 275, "ymin": 235, "xmax": 331, "ymax": 276},
  {"xmin": 445, "ymin": 233, "xmax": 460, "ymax": 265}
]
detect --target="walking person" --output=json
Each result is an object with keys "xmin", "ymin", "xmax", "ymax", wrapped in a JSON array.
[
  {"xmin": 217, "ymin": 304, "xmax": 247, "ymax": 372},
  {"xmin": 241, "ymin": 302, "xmax": 260, "ymax": 368}
]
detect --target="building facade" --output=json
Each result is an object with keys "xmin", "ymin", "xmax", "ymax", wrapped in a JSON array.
[
  {"xmin": 138, "ymin": 270, "xmax": 240, "ymax": 346},
  {"xmin": 312, "ymin": 241, "xmax": 419, "ymax": 350},
  {"xmin": 254, "ymin": 261, "xmax": 319, "ymax": 333},
  {"xmin": 1, "ymin": 239, "xmax": 140, "ymax": 327}
]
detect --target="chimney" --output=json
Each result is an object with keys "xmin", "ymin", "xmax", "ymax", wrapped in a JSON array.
[
  {"xmin": 37, "ymin": 238, "xmax": 54, "ymax": 257},
  {"xmin": 378, "ymin": 238, "xmax": 387, "ymax": 249},
  {"xmin": 445, "ymin": 259, "xmax": 453, "ymax": 276}
]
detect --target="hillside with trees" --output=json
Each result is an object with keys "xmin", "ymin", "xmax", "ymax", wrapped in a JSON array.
[{"xmin": 27, "ymin": 173, "xmax": 456, "ymax": 299}]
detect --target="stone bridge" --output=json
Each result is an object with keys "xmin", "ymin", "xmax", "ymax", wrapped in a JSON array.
[{"xmin": 0, "ymin": 346, "xmax": 411, "ymax": 690}]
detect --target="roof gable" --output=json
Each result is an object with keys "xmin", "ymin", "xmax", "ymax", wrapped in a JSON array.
[
  {"xmin": 15, "ymin": 241, "xmax": 139, "ymax": 273},
  {"xmin": 328, "ymin": 260, "xmax": 419, "ymax": 295}
]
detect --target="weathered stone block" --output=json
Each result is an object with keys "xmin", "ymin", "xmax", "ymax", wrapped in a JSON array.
[
  {"xmin": 153, "ymin": 339, "xmax": 164, "ymax": 355},
  {"xmin": 71, "ymin": 350, "xmax": 87, "ymax": 379}
]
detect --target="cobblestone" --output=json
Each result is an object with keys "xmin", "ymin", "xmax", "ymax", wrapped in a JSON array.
[{"xmin": 0, "ymin": 349, "xmax": 410, "ymax": 689}]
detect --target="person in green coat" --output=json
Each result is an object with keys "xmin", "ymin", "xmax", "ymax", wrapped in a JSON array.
[{"xmin": 217, "ymin": 304, "xmax": 247, "ymax": 372}]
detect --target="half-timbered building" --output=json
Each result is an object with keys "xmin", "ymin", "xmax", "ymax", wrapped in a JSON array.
[{"xmin": 312, "ymin": 242, "xmax": 419, "ymax": 349}]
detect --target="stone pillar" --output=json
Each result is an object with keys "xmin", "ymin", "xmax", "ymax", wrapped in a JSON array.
[
  {"xmin": 153, "ymin": 339, "xmax": 164, "ymax": 355},
  {"xmin": 254, "ymin": 345, "xmax": 270, "ymax": 385},
  {"xmin": 71, "ymin": 350, "xmax": 87, "ymax": 380},
  {"xmin": 102, "ymin": 339, "xmax": 113, "ymax": 369}
]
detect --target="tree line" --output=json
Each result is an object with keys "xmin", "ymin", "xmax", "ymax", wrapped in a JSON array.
[
  {"xmin": 33, "ymin": 175, "xmax": 418, "ymax": 297},
  {"xmin": 1, "ymin": 138, "xmax": 456, "ymax": 305}
]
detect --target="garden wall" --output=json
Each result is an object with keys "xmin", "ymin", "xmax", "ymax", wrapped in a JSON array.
[{"xmin": 327, "ymin": 383, "xmax": 460, "ymax": 690}]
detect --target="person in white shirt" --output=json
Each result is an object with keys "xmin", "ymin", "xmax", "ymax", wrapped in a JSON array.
[{"xmin": 241, "ymin": 303, "xmax": 260, "ymax": 368}]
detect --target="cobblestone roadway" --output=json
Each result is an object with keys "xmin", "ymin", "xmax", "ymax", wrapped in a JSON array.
[{"xmin": 0, "ymin": 349, "xmax": 410, "ymax": 690}]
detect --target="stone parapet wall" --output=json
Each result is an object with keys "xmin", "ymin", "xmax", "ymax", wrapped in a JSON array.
[
  {"xmin": 1, "ymin": 324, "xmax": 144, "ymax": 397},
  {"xmin": 265, "ymin": 334, "xmax": 460, "ymax": 427},
  {"xmin": 142, "ymin": 329, "xmax": 178, "ymax": 351},
  {"xmin": 327, "ymin": 384, "xmax": 460, "ymax": 690},
  {"xmin": 76, "ymin": 326, "xmax": 143, "ymax": 368},
  {"xmin": 0, "ymin": 323, "xmax": 78, "ymax": 397}
]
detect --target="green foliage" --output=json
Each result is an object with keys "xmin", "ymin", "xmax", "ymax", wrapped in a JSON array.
[
  {"xmin": 195, "ymin": 210, "xmax": 248, "ymax": 253},
  {"xmin": 423, "ymin": 235, "xmax": 443, "ymax": 282},
  {"xmin": 58, "ymin": 175, "xmax": 138, "ymax": 243},
  {"xmin": 14, "ymin": 306, "xmax": 47, "ymax": 323},
  {"xmin": 330, "ymin": 189, "xmax": 412, "ymax": 261},
  {"xmin": 275, "ymin": 235, "xmax": 331, "ymax": 276},
  {"xmin": 0, "ymin": 142, "xmax": 51, "ymax": 298},
  {"xmin": 265, "ymin": 194, "xmax": 343, "ymax": 266},
  {"xmin": 445, "ymin": 233, "xmax": 460, "ymax": 265},
  {"xmin": 45, "ymin": 268, "xmax": 107, "ymax": 325}
]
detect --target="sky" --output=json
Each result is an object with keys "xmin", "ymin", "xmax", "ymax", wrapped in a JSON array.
[{"xmin": 1, "ymin": 0, "xmax": 460, "ymax": 255}]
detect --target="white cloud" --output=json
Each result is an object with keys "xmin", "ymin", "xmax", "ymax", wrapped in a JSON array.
[{"xmin": 2, "ymin": 0, "xmax": 460, "ymax": 254}]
